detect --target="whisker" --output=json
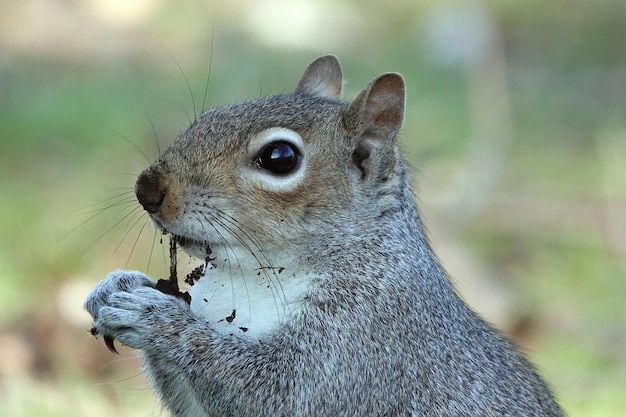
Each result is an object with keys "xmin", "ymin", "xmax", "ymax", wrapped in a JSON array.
[
  {"xmin": 147, "ymin": 228, "xmax": 158, "ymax": 273},
  {"xmin": 209, "ymin": 207, "xmax": 278, "ymax": 270},
  {"xmin": 200, "ymin": 209, "xmax": 289, "ymax": 318},
  {"xmin": 187, "ymin": 212, "xmax": 229, "ymax": 311},
  {"xmin": 105, "ymin": 126, "xmax": 152, "ymax": 168},
  {"xmin": 197, "ymin": 211, "xmax": 253, "ymax": 323},
  {"xmin": 74, "ymin": 206, "xmax": 144, "ymax": 263},
  {"xmin": 126, "ymin": 220, "xmax": 149, "ymax": 268},
  {"xmin": 78, "ymin": 195, "xmax": 137, "ymax": 216},
  {"xmin": 201, "ymin": 19, "xmax": 216, "ymax": 114},
  {"xmin": 167, "ymin": 49, "xmax": 197, "ymax": 122},
  {"xmin": 163, "ymin": 99, "xmax": 192, "ymax": 126},
  {"xmin": 93, "ymin": 350, "xmax": 143, "ymax": 373},
  {"xmin": 62, "ymin": 195, "xmax": 136, "ymax": 241},
  {"xmin": 77, "ymin": 190, "xmax": 135, "ymax": 212},
  {"xmin": 211, "ymin": 206, "xmax": 330, "ymax": 317},
  {"xmin": 114, "ymin": 206, "xmax": 146, "ymax": 255},
  {"xmin": 142, "ymin": 102, "xmax": 161, "ymax": 160},
  {"xmin": 204, "ymin": 210, "xmax": 270, "ymax": 270}
]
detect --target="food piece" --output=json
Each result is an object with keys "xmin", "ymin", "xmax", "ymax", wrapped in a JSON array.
[
  {"xmin": 169, "ymin": 234, "xmax": 178, "ymax": 283},
  {"xmin": 155, "ymin": 235, "xmax": 192, "ymax": 304}
]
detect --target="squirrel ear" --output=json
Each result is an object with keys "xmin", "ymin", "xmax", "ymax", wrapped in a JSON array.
[
  {"xmin": 343, "ymin": 73, "xmax": 405, "ymax": 181},
  {"xmin": 295, "ymin": 55, "xmax": 343, "ymax": 100},
  {"xmin": 344, "ymin": 73, "xmax": 405, "ymax": 142}
]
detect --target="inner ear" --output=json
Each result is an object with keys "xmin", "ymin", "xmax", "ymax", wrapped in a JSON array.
[
  {"xmin": 351, "ymin": 141, "xmax": 371, "ymax": 180},
  {"xmin": 295, "ymin": 55, "xmax": 343, "ymax": 100}
]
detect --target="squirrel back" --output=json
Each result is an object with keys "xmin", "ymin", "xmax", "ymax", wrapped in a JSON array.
[{"xmin": 85, "ymin": 55, "xmax": 563, "ymax": 416}]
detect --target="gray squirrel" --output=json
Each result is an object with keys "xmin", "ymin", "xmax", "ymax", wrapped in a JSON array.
[{"xmin": 84, "ymin": 55, "xmax": 564, "ymax": 416}]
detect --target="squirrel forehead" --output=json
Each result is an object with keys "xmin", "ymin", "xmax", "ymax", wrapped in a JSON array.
[{"xmin": 176, "ymin": 94, "xmax": 345, "ymax": 151}]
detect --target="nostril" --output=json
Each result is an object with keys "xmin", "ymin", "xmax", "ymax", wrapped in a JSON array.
[{"xmin": 135, "ymin": 170, "xmax": 166, "ymax": 214}]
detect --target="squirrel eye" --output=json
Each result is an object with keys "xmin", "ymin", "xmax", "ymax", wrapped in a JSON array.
[{"xmin": 257, "ymin": 141, "xmax": 300, "ymax": 175}]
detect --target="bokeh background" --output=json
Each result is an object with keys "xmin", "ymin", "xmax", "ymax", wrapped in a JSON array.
[{"xmin": 1, "ymin": 0, "xmax": 625, "ymax": 416}]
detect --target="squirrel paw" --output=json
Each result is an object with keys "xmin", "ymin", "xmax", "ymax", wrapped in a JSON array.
[
  {"xmin": 84, "ymin": 270, "xmax": 155, "ymax": 319},
  {"xmin": 91, "ymin": 286, "xmax": 191, "ymax": 351},
  {"xmin": 84, "ymin": 270, "xmax": 190, "ymax": 351}
]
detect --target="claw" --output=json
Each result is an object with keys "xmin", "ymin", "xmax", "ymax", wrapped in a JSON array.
[
  {"xmin": 104, "ymin": 334, "xmax": 119, "ymax": 354},
  {"xmin": 90, "ymin": 326, "xmax": 119, "ymax": 354}
]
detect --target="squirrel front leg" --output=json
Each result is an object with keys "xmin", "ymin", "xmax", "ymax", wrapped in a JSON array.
[
  {"xmin": 141, "ymin": 313, "xmax": 294, "ymax": 416},
  {"xmin": 85, "ymin": 270, "xmax": 290, "ymax": 416}
]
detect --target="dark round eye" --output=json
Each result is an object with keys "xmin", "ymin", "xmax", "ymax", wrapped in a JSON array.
[{"xmin": 257, "ymin": 141, "xmax": 300, "ymax": 175}]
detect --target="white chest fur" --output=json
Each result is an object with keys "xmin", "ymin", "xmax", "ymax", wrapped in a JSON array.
[{"xmin": 188, "ymin": 251, "xmax": 310, "ymax": 339}]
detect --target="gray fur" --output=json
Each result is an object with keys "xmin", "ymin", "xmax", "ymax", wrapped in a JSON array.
[{"xmin": 84, "ymin": 55, "xmax": 563, "ymax": 416}]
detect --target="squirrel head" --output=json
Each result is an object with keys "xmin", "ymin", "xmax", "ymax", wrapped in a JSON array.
[{"xmin": 135, "ymin": 55, "xmax": 406, "ymax": 261}]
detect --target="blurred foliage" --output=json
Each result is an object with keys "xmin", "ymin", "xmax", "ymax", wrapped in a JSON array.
[{"xmin": 0, "ymin": 0, "xmax": 625, "ymax": 416}]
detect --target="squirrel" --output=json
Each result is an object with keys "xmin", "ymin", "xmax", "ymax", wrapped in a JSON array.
[{"xmin": 84, "ymin": 55, "xmax": 563, "ymax": 416}]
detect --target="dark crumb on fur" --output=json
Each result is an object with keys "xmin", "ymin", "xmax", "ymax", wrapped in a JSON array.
[
  {"xmin": 184, "ymin": 264, "xmax": 205, "ymax": 286},
  {"xmin": 205, "ymin": 245, "xmax": 215, "ymax": 264},
  {"xmin": 226, "ymin": 309, "xmax": 236, "ymax": 323},
  {"xmin": 219, "ymin": 309, "xmax": 236, "ymax": 324},
  {"xmin": 239, "ymin": 327, "xmax": 248, "ymax": 332},
  {"xmin": 255, "ymin": 266, "xmax": 286, "ymax": 275}
]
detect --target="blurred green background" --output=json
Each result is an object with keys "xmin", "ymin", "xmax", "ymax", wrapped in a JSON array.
[{"xmin": 1, "ymin": 0, "xmax": 625, "ymax": 415}]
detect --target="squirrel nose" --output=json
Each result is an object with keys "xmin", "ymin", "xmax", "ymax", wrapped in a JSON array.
[{"xmin": 135, "ymin": 170, "xmax": 166, "ymax": 214}]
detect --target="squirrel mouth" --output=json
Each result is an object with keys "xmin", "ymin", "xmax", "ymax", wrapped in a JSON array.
[
  {"xmin": 171, "ymin": 234, "xmax": 207, "ymax": 249},
  {"xmin": 172, "ymin": 234, "xmax": 196, "ymax": 246},
  {"xmin": 170, "ymin": 234, "xmax": 214, "ymax": 261}
]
